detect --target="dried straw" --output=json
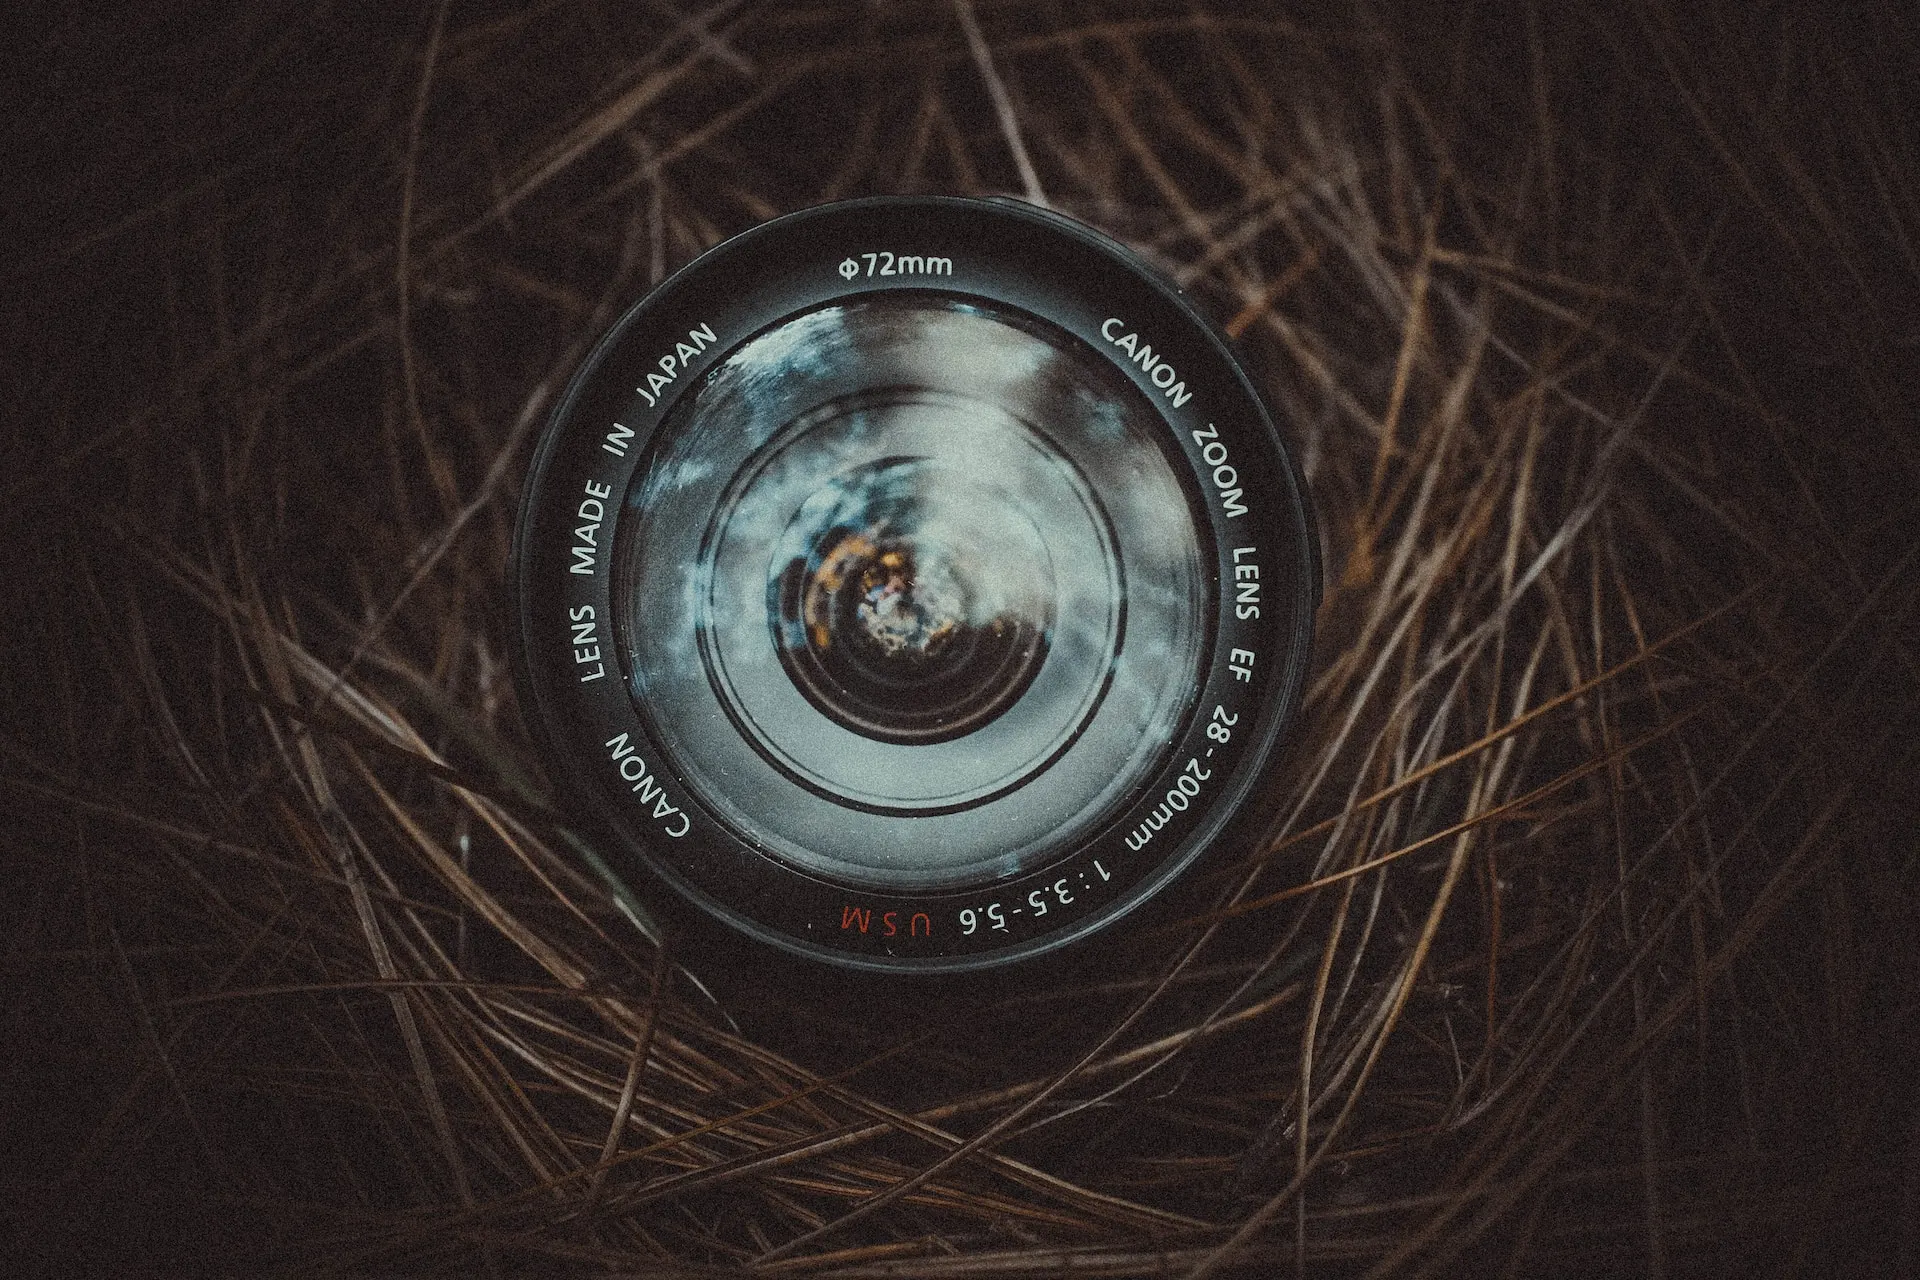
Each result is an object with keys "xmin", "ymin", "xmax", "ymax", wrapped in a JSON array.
[{"xmin": 4, "ymin": 1, "xmax": 1917, "ymax": 1275}]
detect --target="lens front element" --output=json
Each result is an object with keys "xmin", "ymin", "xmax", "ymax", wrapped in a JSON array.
[{"xmin": 615, "ymin": 297, "xmax": 1208, "ymax": 891}]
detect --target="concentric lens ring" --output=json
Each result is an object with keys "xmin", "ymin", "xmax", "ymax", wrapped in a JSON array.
[
  {"xmin": 766, "ymin": 454, "xmax": 1056, "ymax": 745},
  {"xmin": 690, "ymin": 380, "xmax": 1128, "ymax": 818}
]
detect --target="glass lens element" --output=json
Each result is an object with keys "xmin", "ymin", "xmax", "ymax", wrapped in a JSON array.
[
  {"xmin": 767, "ymin": 447, "xmax": 1058, "ymax": 746},
  {"xmin": 613, "ymin": 295, "xmax": 1209, "ymax": 891}
]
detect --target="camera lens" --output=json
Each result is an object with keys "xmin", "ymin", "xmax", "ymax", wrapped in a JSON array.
[{"xmin": 512, "ymin": 198, "xmax": 1317, "ymax": 972}]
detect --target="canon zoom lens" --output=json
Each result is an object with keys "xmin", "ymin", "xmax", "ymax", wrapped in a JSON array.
[{"xmin": 511, "ymin": 197, "xmax": 1318, "ymax": 973}]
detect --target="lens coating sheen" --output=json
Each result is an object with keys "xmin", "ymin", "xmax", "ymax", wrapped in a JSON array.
[{"xmin": 612, "ymin": 295, "xmax": 1210, "ymax": 891}]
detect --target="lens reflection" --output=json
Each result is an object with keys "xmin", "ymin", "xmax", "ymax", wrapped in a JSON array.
[
  {"xmin": 701, "ymin": 387, "xmax": 1116, "ymax": 812},
  {"xmin": 614, "ymin": 295, "xmax": 1209, "ymax": 891},
  {"xmin": 769, "ymin": 455, "xmax": 1054, "ymax": 745}
]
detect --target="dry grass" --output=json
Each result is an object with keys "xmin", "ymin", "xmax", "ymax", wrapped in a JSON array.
[{"xmin": 4, "ymin": 1, "xmax": 1917, "ymax": 1275}]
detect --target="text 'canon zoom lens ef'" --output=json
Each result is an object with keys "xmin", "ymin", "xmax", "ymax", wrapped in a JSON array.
[{"xmin": 511, "ymin": 197, "xmax": 1318, "ymax": 973}]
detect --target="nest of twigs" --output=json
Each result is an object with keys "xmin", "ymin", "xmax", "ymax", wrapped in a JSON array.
[{"xmin": 5, "ymin": 1, "xmax": 1919, "ymax": 1275}]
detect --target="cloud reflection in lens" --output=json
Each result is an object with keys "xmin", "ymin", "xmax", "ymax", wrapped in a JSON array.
[{"xmin": 613, "ymin": 295, "xmax": 1210, "ymax": 891}]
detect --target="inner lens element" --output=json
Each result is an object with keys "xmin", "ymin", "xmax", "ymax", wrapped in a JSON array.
[
  {"xmin": 612, "ymin": 294, "xmax": 1210, "ymax": 891},
  {"xmin": 769, "ymin": 455, "xmax": 1055, "ymax": 745},
  {"xmin": 700, "ymin": 388, "xmax": 1118, "ymax": 811}
]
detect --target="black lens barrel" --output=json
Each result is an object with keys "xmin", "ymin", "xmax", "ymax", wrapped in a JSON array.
[{"xmin": 511, "ymin": 196, "xmax": 1318, "ymax": 972}]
